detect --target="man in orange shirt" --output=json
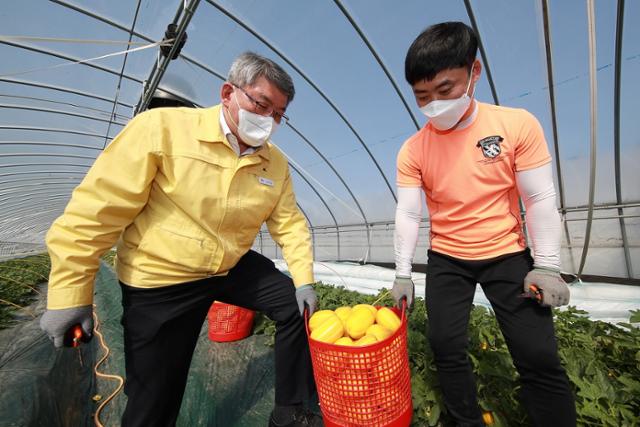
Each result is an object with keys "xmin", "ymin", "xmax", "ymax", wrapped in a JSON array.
[{"xmin": 392, "ymin": 22, "xmax": 575, "ymax": 426}]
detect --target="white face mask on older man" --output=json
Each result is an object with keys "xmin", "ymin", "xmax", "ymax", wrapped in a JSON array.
[
  {"xmin": 419, "ymin": 66, "xmax": 475, "ymax": 131},
  {"xmin": 226, "ymin": 89, "xmax": 278, "ymax": 148}
]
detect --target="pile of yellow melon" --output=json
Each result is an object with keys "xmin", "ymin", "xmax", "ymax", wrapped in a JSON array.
[{"xmin": 309, "ymin": 304, "xmax": 401, "ymax": 346}]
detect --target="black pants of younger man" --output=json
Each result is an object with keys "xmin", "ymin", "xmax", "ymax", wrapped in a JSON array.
[
  {"xmin": 118, "ymin": 250, "xmax": 316, "ymax": 427},
  {"xmin": 425, "ymin": 249, "xmax": 576, "ymax": 427}
]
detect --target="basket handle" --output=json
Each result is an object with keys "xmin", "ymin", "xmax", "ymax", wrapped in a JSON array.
[
  {"xmin": 303, "ymin": 307, "xmax": 311, "ymax": 337},
  {"xmin": 400, "ymin": 298, "xmax": 408, "ymax": 322}
]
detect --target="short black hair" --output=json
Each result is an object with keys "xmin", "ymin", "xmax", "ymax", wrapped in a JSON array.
[{"xmin": 405, "ymin": 21, "xmax": 478, "ymax": 85}]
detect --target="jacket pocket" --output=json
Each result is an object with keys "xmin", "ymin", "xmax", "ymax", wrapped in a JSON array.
[{"xmin": 137, "ymin": 224, "xmax": 215, "ymax": 272}]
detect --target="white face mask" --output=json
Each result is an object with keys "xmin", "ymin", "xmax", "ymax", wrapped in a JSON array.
[
  {"xmin": 227, "ymin": 92, "xmax": 278, "ymax": 147},
  {"xmin": 419, "ymin": 67, "xmax": 475, "ymax": 131}
]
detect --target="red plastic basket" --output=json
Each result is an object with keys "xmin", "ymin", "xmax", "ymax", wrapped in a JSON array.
[
  {"xmin": 305, "ymin": 305, "xmax": 412, "ymax": 427},
  {"xmin": 207, "ymin": 302, "xmax": 255, "ymax": 342}
]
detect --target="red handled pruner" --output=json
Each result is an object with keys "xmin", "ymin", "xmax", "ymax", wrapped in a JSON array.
[
  {"xmin": 64, "ymin": 325, "xmax": 83, "ymax": 348},
  {"xmin": 523, "ymin": 284, "xmax": 543, "ymax": 304},
  {"xmin": 63, "ymin": 324, "xmax": 91, "ymax": 367}
]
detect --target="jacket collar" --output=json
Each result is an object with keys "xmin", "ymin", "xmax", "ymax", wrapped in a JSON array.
[{"xmin": 197, "ymin": 104, "xmax": 271, "ymax": 161}]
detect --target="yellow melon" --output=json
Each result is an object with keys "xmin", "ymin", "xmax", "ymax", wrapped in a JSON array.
[
  {"xmin": 310, "ymin": 314, "xmax": 344, "ymax": 344},
  {"xmin": 366, "ymin": 324, "xmax": 393, "ymax": 342},
  {"xmin": 345, "ymin": 307, "xmax": 376, "ymax": 340},
  {"xmin": 376, "ymin": 307, "xmax": 401, "ymax": 333},
  {"xmin": 308, "ymin": 310, "xmax": 337, "ymax": 331}
]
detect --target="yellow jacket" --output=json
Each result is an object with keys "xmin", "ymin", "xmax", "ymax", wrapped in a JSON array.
[{"xmin": 45, "ymin": 105, "xmax": 314, "ymax": 309}]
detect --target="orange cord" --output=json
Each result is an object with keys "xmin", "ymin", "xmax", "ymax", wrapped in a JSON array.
[{"xmin": 91, "ymin": 304, "xmax": 124, "ymax": 427}]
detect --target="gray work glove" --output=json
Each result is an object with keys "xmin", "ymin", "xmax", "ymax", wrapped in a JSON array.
[
  {"xmin": 295, "ymin": 284, "xmax": 318, "ymax": 317},
  {"xmin": 391, "ymin": 276, "xmax": 415, "ymax": 309},
  {"xmin": 40, "ymin": 305, "xmax": 93, "ymax": 348},
  {"xmin": 523, "ymin": 266, "xmax": 570, "ymax": 307}
]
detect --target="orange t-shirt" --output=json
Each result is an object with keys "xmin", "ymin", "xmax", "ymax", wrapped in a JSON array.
[{"xmin": 397, "ymin": 102, "xmax": 551, "ymax": 260}]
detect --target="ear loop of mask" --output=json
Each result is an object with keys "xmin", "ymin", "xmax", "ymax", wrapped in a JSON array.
[
  {"xmin": 465, "ymin": 64, "xmax": 476, "ymax": 98},
  {"xmin": 223, "ymin": 88, "xmax": 241, "ymax": 129}
]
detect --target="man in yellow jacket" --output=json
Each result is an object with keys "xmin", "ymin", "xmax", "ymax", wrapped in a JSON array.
[{"xmin": 40, "ymin": 52, "xmax": 322, "ymax": 427}]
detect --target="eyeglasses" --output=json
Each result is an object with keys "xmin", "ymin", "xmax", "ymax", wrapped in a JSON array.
[{"xmin": 232, "ymin": 84, "xmax": 289, "ymax": 125}]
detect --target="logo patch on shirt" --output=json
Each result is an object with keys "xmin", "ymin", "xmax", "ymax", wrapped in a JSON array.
[
  {"xmin": 259, "ymin": 177, "xmax": 274, "ymax": 187},
  {"xmin": 476, "ymin": 135, "xmax": 504, "ymax": 159}
]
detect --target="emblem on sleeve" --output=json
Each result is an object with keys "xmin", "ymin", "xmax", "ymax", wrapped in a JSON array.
[{"xmin": 476, "ymin": 135, "xmax": 504, "ymax": 158}]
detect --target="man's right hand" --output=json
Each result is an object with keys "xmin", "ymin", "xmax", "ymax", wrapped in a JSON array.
[
  {"xmin": 391, "ymin": 276, "xmax": 415, "ymax": 309},
  {"xmin": 40, "ymin": 305, "xmax": 93, "ymax": 348}
]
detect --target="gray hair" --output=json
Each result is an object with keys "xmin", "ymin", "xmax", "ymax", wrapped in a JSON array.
[{"xmin": 227, "ymin": 52, "xmax": 295, "ymax": 103}]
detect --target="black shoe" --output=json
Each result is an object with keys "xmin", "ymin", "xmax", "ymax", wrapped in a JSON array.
[{"xmin": 268, "ymin": 406, "xmax": 324, "ymax": 427}]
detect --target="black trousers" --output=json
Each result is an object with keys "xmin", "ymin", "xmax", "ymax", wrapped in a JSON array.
[
  {"xmin": 119, "ymin": 250, "xmax": 316, "ymax": 427},
  {"xmin": 425, "ymin": 249, "xmax": 576, "ymax": 427}
]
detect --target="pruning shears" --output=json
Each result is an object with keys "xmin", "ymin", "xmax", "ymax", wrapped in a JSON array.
[
  {"xmin": 63, "ymin": 324, "xmax": 90, "ymax": 367},
  {"xmin": 523, "ymin": 284, "xmax": 543, "ymax": 305}
]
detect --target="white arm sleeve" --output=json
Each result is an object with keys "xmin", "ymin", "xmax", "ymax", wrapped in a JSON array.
[
  {"xmin": 394, "ymin": 187, "xmax": 422, "ymax": 277},
  {"xmin": 515, "ymin": 163, "xmax": 562, "ymax": 270}
]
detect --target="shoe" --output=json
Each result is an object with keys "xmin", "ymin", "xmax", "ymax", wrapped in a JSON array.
[{"xmin": 268, "ymin": 406, "xmax": 324, "ymax": 427}]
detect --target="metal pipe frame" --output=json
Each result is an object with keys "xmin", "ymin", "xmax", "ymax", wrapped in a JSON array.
[
  {"xmin": 0, "ymin": 92, "xmax": 130, "ymax": 121},
  {"xmin": 0, "ymin": 77, "xmax": 134, "ymax": 108},
  {"xmin": 102, "ymin": 0, "xmax": 142, "ymax": 149},
  {"xmin": 0, "ymin": 231, "xmax": 47, "ymax": 244},
  {"xmin": 463, "ymin": 0, "xmax": 500, "ymax": 105},
  {"xmin": 0, "ymin": 195, "xmax": 70, "ymax": 214},
  {"xmin": 303, "ymin": 199, "xmax": 640, "ymax": 230},
  {"xmin": 0, "ymin": 39, "xmax": 144, "ymax": 84},
  {"xmin": 577, "ymin": 0, "xmax": 598, "ymax": 275},
  {"xmin": 613, "ymin": 0, "xmax": 632, "ymax": 277},
  {"xmin": 135, "ymin": 0, "xmax": 201, "ymax": 113},
  {"xmin": 0, "ymin": 103, "xmax": 126, "ymax": 127},
  {"xmin": 296, "ymin": 202, "xmax": 316, "ymax": 260},
  {"xmin": 286, "ymin": 123, "xmax": 372, "ymax": 257},
  {"xmin": 541, "ymin": 0, "xmax": 577, "ymax": 272},
  {"xmin": 332, "ymin": 0, "xmax": 420, "ymax": 130},
  {"xmin": 0, "ymin": 183, "xmax": 78, "ymax": 199},
  {"xmin": 0, "ymin": 170, "xmax": 89, "ymax": 179},
  {"xmin": 0, "ymin": 125, "xmax": 113, "ymax": 141},
  {"xmin": 564, "ymin": 201, "xmax": 640, "ymax": 212},
  {"xmin": 0, "ymin": 162, "xmax": 91, "ymax": 172},
  {"xmin": 0, "ymin": 209, "xmax": 66, "ymax": 228},
  {"xmin": 288, "ymin": 162, "xmax": 341, "ymax": 260},
  {"xmin": 287, "ymin": 123, "xmax": 369, "ymax": 223},
  {"xmin": 0, "ymin": 153, "xmax": 97, "ymax": 161},
  {"xmin": 0, "ymin": 201, "xmax": 68, "ymax": 221},
  {"xmin": 565, "ymin": 214, "xmax": 640, "ymax": 222},
  {"xmin": 0, "ymin": 214, "xmax": 62, "ymax": 230},
  {"xmin": 50, "ymin": 0, "xmax": 214, "ymax": 104},
  {"xmin": 0, "ymin": 141, "xmax": 103, "ymax": 151},
  {"xmin": 0, "ymin": 176, "xmax": 81, "ymax": 188}
]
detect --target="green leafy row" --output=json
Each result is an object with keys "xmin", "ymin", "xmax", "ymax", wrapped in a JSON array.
[{"xmin": 0, "ymin": 254, "xmax": 50, "ymax": 329}]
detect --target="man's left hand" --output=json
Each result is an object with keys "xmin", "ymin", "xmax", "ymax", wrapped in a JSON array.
[
  {"xmin": 523, "ymin": 266, "xmax": 570, "ymax": 307},
  {"xmin": 295, "ymin": 284, "xmax": 318, "ymax": 316}
]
